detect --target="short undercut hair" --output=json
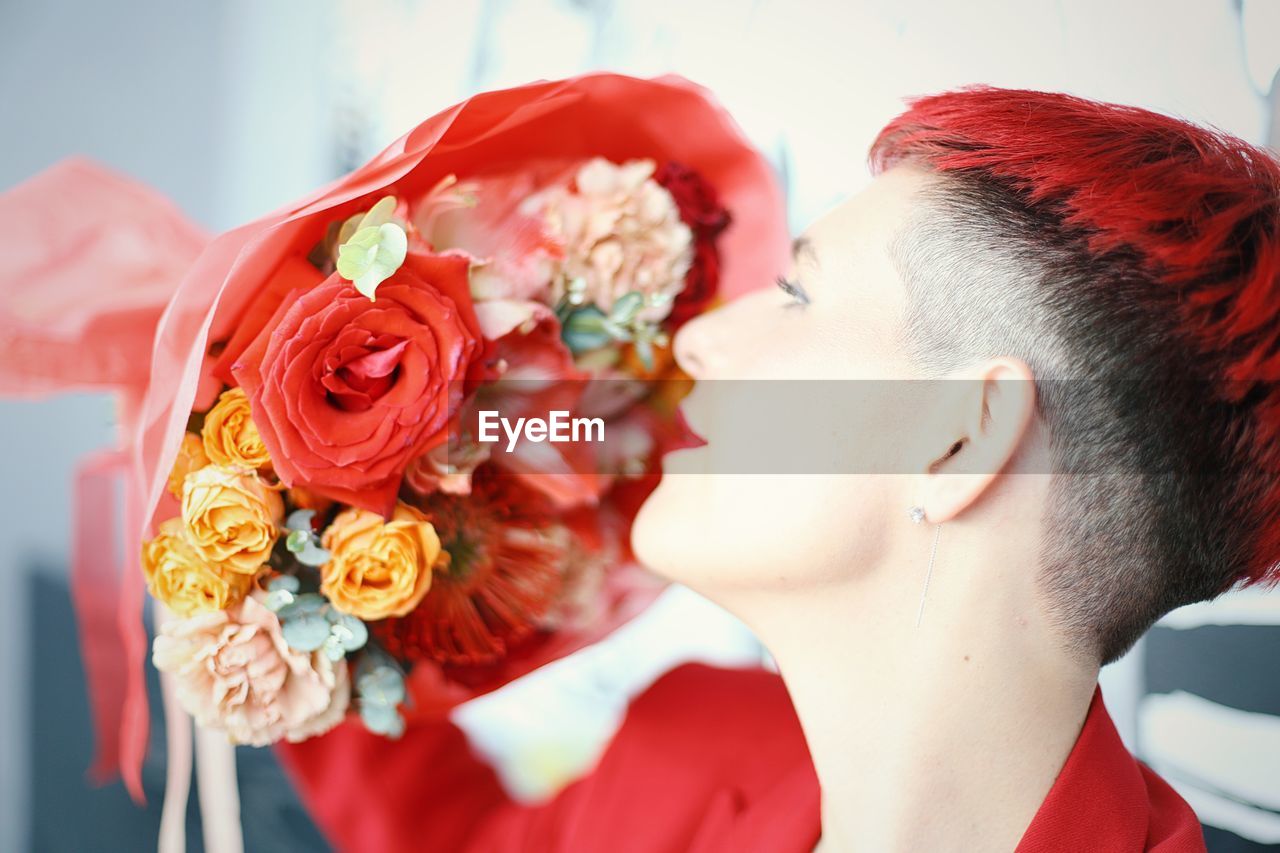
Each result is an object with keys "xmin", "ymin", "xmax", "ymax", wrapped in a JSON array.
[{"xmin": 869, "ymin": 86, "xmax": 1280, "ymax": 665}]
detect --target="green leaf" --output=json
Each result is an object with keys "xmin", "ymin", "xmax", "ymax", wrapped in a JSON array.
[
  {"xmin": 336, "ymin": 222, "xmax": 408, "ymax": 301},
  {"xmin": 327, "ymin": 613, "xmax": 369, "ymax": 652},
  {"xmin": 276, "ymin": 593, "xmax": 327, "ymax": 622},
  {"xmin": 646, "ymin": 290, "xmax": 674, "ymax": 309},
  {"xmin": 634, "ymin": 337, "xmax": 655, "ymax": 372},
  {"xmin": 336, "ymin": 196, "xmax": 399, "ymax": 246},
  {"xmin": 293, "ymin": 541, "xmax": 332, "ymax": 568},
  {"xmin": 321, "ymin": 635, "xmax": 346, "ymax": 662},
  {"xmin": 562, "ymin": 306, "xmax": 611, "ymax": 353},
  {"xmin": 281, "ymin": 610, "xmax": 331, "ymax": 652},
  {"xmin": 284, "ymin": 509, "xmax": 316, "ymax": 532},
  {"xmin": 286, "ymin": 529, "xmax": 310, "ymax": 553},
  {"xmin": 264, "ymin": 588, "xmax": 295, "ymax": 612},
  {"xmin": 609, "ymin": 291, "xmax": 644, "ymax": 324},
  {"xmin": 358, "ymin": 195, "xmax": 398, "ymax": 230},
  {"xmin": 267, "ymin": 574, "xmax": 300, "ymax": 594},
  {"xmin": 359, "ymin": 701, "xmax": 405, "ymax": 738},
  {"xmin": 355, "ymin": 663, "xmax": 406, "ymax": 707},
  {"xmin": 601, "ymin": 319, "xmax": 632, "ymax": 342}
]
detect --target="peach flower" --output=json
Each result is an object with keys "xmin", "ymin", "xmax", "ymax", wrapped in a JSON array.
[
  {"xmin": 166, "ymin": 432, "xmax": 210, "ymax": 499},
  {"xmin": 320, "ymin": 502, "xmax": 441, "ymax": 621},
  {"xmin": 181, "ymin": 465, "xmax": 283, "ymax": 575},
  {"xmin": 142, "ymin": 518, "xmax": 252, "ymax": 616},
  {"xmin": 152, "ymin": 594, "xmax": 350, "ymax": 746},
  {"xmin": 536, "ymin": 157, "xmax": 693, "ymax": 321},
  {"xmin": 201, "ymin": 387, "xmax": 271, "ymax": 470}
]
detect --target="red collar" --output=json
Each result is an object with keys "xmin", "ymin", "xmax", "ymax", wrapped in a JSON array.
[
  {"xmin": 277, "ymin": 665, "xmax": 1207, "ymax": 853},
  {"xmin": 735, "ymin": 677, "xmax": 1205, "ymax": 853},
  {"xmin": 1014, "ymin": 685, "xmax": 1205, "ymax": 852}
]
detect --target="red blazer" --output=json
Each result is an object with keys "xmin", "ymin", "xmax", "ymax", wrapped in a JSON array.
[{"xmin": 276, "ymin": 662, "xmax": 1207, "ymax": 852}]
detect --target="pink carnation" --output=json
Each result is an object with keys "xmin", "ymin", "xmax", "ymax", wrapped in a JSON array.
[
  {"xmin": 535, "ymin": 157, "xmax": 694, "ymax": 320},
  {"xmin": 152, "ymin": 594, "xmax": 350, "ymax": 746}
]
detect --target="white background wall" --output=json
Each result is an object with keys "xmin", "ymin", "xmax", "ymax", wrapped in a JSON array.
[{"xmin": 1, "ymin": 1, "xmax": 1275, "ymax": 849}]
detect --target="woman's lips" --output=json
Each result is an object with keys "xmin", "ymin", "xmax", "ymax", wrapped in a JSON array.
[{"xmin": 672, "ymin": 405, "xmax": 709, "ymax": 451}]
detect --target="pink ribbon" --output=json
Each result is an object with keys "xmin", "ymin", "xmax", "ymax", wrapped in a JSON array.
[{"xmin": 71, "ymin": 445, "xmax": 149, "ymax": 801}]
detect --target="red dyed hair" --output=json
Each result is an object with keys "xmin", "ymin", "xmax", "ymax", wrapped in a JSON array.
[{"xmin": 868, "ymin": 85, "xmax": 1280, "ymax": 594}]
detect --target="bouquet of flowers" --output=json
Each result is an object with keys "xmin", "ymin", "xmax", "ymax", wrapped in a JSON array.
[
  {"xmin": 0, "ymin": 72, "xmax": 788, "ymax": 794},
  {"xmin": 148, "ymin": 151, "xmax": 738, "ymax": 745}
]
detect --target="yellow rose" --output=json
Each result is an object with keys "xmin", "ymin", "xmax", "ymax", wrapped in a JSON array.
[
  {"xmin": 142, "ymin": 518, "xmax": 252, "ymax": 616},
  {"xmin": 166, "ymin": 432, "xmax": 210, "ymax": 499},
  {"xmin": 202, "ymin": 387, "xmax": 272, "ymax": 470},
  {"xmin": 320, "ymin": 502, "xmax": 440, "ymax": 620},
  {"xmin": 182, "ymin": 465, "xmax": 283, "ymax": 575}
]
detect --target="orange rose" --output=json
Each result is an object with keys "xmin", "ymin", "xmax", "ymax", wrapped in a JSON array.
[
  {"xmin": 320, "ymin": 502, "xmax": 441, "ymax": 620},
  {"xmin": 166, "ymin": 432, "xmax": 210, "ymax": 499},
  {"xmin": 182, "ymin": 465, "xmax": 283, "ymax": 575},
  {"xmin": 201, "ymin": 387, "xmax": 271, "ymax": 470},
  {"xmin": 142, "ymin": 518, "xmax": 251, "ymax": 615}
]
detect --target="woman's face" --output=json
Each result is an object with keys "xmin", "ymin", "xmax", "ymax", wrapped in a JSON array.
[{"xmin": 632, "ymin": 164, "xmax": 934, "ymax": 599}]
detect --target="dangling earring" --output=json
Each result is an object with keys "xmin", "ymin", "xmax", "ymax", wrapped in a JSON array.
[{"xmin": 908, "ymin": 505, "xmax": 942, "ymax": 628}]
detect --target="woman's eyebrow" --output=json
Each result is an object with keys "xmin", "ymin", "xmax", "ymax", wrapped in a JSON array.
[{"xmin": 792, "ymin": 235, "xmax": 818, "ymax": 268}]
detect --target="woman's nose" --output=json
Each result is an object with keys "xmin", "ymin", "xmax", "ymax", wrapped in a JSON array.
[
  {"xmin": 672, "ymin": 313, "xmax": 714, "ymax": 379},
  {"xmin": 672, "ymin": 294, "xmax": 757, "ymax": 379}
]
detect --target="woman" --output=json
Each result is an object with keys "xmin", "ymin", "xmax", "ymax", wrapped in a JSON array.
[{"xmin": 281, "ymin": 85, "xmax": 1280, "ymax": 851}]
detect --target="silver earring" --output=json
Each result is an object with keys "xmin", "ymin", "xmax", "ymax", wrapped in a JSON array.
[{"xmin": 908, "ymin": 506, "xmax": 942, "ymax": 628}]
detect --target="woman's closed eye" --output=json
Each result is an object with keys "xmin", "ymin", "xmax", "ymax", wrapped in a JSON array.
[{"xmin": 775, "ymin": 275, "xmax": 810, "ymax": 307}]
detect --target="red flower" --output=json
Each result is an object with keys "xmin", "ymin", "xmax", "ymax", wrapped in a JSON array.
[
  {"xmin": 654, "ymin": 161, "xmax": 732, "ymax": 327},
  {"xmin": 472, "ymin": 300, "xmax": 604, "ymax": 509},
  {"xmin": 230, "ymin": 249, "xmax": 484, "ymax": 516},
  {"xmin": 376, "ymin": 470, "xmax": 567, "ymax": 666}
]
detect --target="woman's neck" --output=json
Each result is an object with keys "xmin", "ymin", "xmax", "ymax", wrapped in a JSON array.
[{"xmin": 732, "ymin": 543, "xmax": 1099, "ymax": 853}]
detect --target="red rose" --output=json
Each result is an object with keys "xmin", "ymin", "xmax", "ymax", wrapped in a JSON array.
[
  {"xmin": 654, "ymin": 160, "xmax": 732, "ymax": 237},
  {"xmin": 668, "ymin": 237, "xmax": 723, "ymax": 328},
  {"xmin": 230, "ymin": 249, "xmax": 483, "ymax": 516},
  {"xmin": 654, "ymin": 161, "xmax": 731, "ymax": 327}
]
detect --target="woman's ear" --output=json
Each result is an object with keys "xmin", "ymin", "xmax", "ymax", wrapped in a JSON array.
[{"xmin": 916, "ymin": 357, "xmax": 1036, "ymax": 523}]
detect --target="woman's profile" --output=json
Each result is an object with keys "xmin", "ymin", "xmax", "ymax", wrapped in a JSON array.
[{"xmin": 279, "ymin": 85, "xmax": 1279, "ymax": 852}]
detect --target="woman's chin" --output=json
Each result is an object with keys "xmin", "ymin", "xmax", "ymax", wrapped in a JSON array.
[{"xmin": 630, "ymin": 473, "xmax": 695, "ymax": 582}]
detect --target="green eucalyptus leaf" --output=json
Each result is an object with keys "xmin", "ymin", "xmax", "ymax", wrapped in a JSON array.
[
  {"xmin": 284, "ymin": 509, "xmax": 316, "ymax": 533},
  {"xmin": 601, "ymin": 319, "xmax": 632, "ymax": 342},
  {"xmin": 562, "ymin": 306, "xmax": 612, "ymax": 353},
  {"xmin": 276, "ymin": 593, "xmax": 327, "ymax": 623},
  {"xmin": 359, "ymin": 701, "xmax": 405, "ymax": 739},
  {"xmin": 562, "ymin": 328, "xmax": 606, "ymax": 354},
  {"xmin": 609, "ymin": 291, "xmax": 644, "ymax": 323},
  {"xmin": 565, "ymin": 306, "xmax": 606, "ymax": 332},
  {"xmin": 321, "ymin": 635, "xmax": 346, "ymax": 662},
  {"xmin": 356, "ymin": 664, "xmax": 407, "ymax": 707},
  {"xmin": 267, "ymin": 574, "xmax": 301, "ymax": 594},
  {"xmin": 264, "ymin": 588, "xmax": 296, "ymax": 612},
  {"xmin": 646, "ymin": 290, "xmax": 674, "ymax": 309},
  {"xmin": 293, "ymin": 542, "xmax": 332, "ymax": 567},
  {"xmin": 634, "ymin": 337, "xmax": 655, "ymax": 372},
  {"xmin": 281, "ymin": 610, "xmax": 331, "ymax": 652},
  {"xmin": 327, "ymin": 613, "xmax": 369, "ymax": 652},
  {"xmin": 286, "ymin": 529, "xmax": 310, "ymax": 554}
]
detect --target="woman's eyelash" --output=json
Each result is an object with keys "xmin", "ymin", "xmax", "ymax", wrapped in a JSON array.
[{"xmin": 775, "ymin": 275, "xmax": 810, "ymax": 305}]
